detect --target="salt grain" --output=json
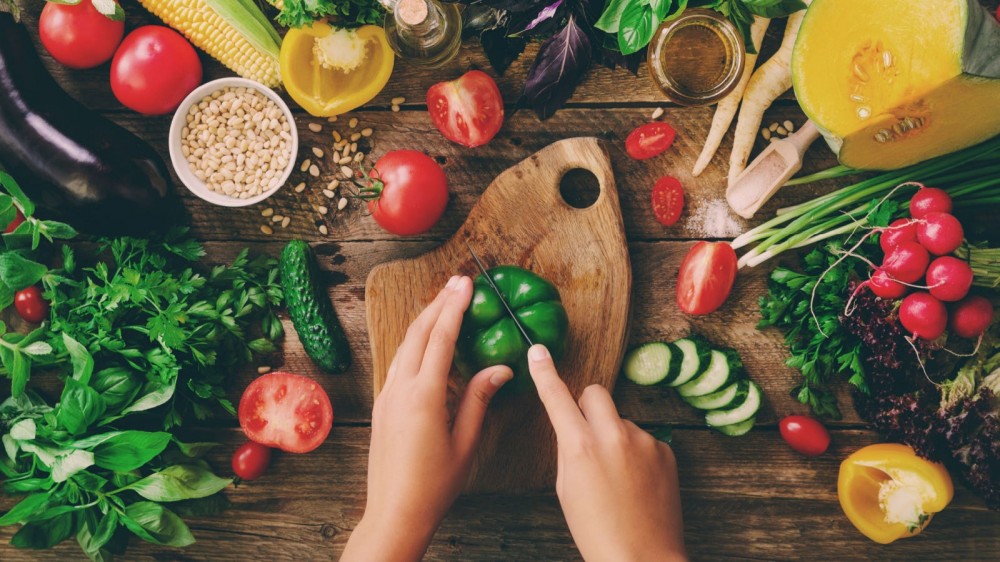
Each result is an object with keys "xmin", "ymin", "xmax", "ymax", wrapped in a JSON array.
[{"xmin": 687, "ymin": 199, "xmax": 743, "ymax": 238}]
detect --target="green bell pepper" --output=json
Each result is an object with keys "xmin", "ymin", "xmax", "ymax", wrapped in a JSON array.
[{"xmin": 455, "ymin": 265, "xmax": 569, "ymax": 391}]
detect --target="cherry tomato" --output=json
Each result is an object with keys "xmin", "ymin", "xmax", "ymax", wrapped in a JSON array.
[
  {"xmin": 238, "ymin": 372, "xmax": 333, "ymax": 454},
  {"xmin": 38, "ymin": 0, "xmax": 124, "ymax": 69},
  {"xmin": 651, "ymin": 176, "xmax": 684, "ymax": 226},
  {"xmin": 4, "ymin": 209, "xmax": 25, "ymax": 234},
  {"xmin": 779, "ymin": 415, "xmax": 830, "ymax": 456},
  {"xmin": 232, "ymin": 441, "xmax": 272, "ymax": 481},
  {"xmin": 110, "ymin": 26, "xmax": 202, "ymax": 115},
  {"xmin": 426, "ymin": 70, "xmax": 503, "ymax": 148},
  {"xmin": 676, "ymin": 241, "xmax": 738, "ymax": 315},
  {"xmin": 625, "ymin": 122, "xmax": 676, "ymax": 160},
  {"xmin": 367, "ymin": 150, "xmax": 449, "ymax": 236},
  {"xmin": 14, "ymin": 286, "xmax": 49, "ymax": 324}
]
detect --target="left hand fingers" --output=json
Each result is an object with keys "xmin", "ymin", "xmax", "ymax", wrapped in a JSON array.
[
  {"xmin": 419, "ymin": 276, "xmax": 473, "ymax": 387},
  {"xmin": 392, "ymin": 276, "xmax": 460, "ymax": 381}
]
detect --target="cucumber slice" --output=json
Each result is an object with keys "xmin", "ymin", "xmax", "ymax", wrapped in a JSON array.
[
  {"xmin": 666, "ymin": 338, "xmax": 708, "ymax": 387},
  {"xmin": 715, "ymin": 415, "xmax": 756, "ymax": 437},
  {"xmin": 684, "ymin": 380, "xmax": 747, "ymax": 410},
  {"xmin": 622, "ymin": 343, "xmax": 672, "ymax": 385},
  {"xmin": 661, "ymin": 343, "xmax": 684, "ymax": 385},
  {"xmin": 677, "ymin": 350, "xmax": 735, "ymax": 397},
  {"xmin": 705, "ymin": 381, "xmax": 761, "ymax": 427}
]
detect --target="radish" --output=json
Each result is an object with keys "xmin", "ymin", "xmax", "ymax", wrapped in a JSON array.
[
  {"xmin": 949, "ymin": 296, "xmax": 994, "ymax": 339},
  {"xmin": 917, "ymin": 212, "xmax": 964, "ymax": 255},
  {"xmin": 867, "ymin": 268, "xmax": 908, "ymax": 299},
  {"xmin": 899, "ymin": 292, "xmax": 948, "ymax": 341},
  {"xmin": 879, "ymin": 218, "xmax": 919, "ymax": 254},
  {"xmin": 908, "ymin": 187, "xmax": 952, "ymax": 219},
  {"xmin": 925, "ymin": 256, "xmax": 973, "ymax": 302},
  {"xmin": 882, "ymin": 241, "xmax": 930, "ymax": 283}
]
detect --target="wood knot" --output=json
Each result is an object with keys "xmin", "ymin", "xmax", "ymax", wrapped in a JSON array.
[{"xmin": 320, "ymin": 524, "xmax": 338, "ymax": 540}]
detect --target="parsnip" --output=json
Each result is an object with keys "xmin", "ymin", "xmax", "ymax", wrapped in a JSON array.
[
  {"xmin": 727, "ymin": 2, "xmax": 811, "ymax": 186},
  {"xmin": 692, "ymin": 16, "xmax": 770, "ymax": 177}
]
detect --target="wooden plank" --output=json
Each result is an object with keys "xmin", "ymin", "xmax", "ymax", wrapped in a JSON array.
[
  {"xmin": 2, "ymin": 428, "xmax": 996, "ymax": 561},
  {"xmin": 11, "ymin": 238, "xmax": 874, "ymax": 427},
  {"xmin": 16, "ymin": 0, "xmax": 795, "ymax": 111},
  {"xmin": 94, "ymin": 106, "xmax": 839, "ymax": 244},
  {"xmin": 367, "ymin": 138, "xmax": 632, "ymax": 492}
]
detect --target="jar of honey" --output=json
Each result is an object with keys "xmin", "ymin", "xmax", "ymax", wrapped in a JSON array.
[{"xmin": 647, "ymin": 9, "xmax": 746, "ymax": 106}]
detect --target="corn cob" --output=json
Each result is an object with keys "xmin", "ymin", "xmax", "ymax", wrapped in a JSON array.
[{"xmin": 137, "ymin": 0, "xmax": 282, "ymax": 87}]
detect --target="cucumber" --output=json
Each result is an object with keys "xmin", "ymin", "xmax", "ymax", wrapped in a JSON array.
[
  {"xmin": 623, "ymin": 343, "xmax": 673, "ymax": 385},
  {"xmin": 661, "ymin": 343, "xmax": 684, "ymax": 385},
  {"xmin": 666, "ymin": 338, "xmax": 708, "ymax": 387},
  {"xmin": 715, "ymin": 416, "xmax": 756, "ymax": 437},
  {"xmin": 705, "ymin": 381, "xmax": 761, "ymax": 427},
  {"xmin": 684, "ymin": 380, "xmax": 747, "ymax": 410},
  {"xmin": 280, "ymin": 240, "xmax": 351, "ymax": 373},
  {"xmin": 677, "ymin": 349, "xmax": 735, "ymax": 398}
]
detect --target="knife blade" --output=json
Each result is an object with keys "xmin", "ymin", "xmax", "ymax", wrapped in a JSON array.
[{"xmin": 466, "ymin": 242, "xmax": 535, "ymax": 347}]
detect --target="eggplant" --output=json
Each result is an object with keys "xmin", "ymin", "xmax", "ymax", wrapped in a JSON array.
[{"xmin": 0, "ymin": 9, "xmax": 179, "ymax": 236}]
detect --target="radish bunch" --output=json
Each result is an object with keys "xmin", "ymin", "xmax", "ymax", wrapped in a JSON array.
[{"xmin": 865, "ymin": 187, "xmax": 993, "ymax": 341}]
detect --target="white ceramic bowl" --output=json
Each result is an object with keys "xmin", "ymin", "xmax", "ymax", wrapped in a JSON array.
[{"xmin": 169, "ymin": 77, "xmax": 298, "ymax": 208}]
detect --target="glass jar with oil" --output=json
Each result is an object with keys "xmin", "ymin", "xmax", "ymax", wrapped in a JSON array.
[{"xmin": 647, "ymin": 9, "xmax": 746, "ymax": 106}]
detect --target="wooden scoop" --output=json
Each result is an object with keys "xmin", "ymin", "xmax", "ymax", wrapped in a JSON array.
[{"xmin": 726, "ymin": 120, "xmax": 820, "ymax": 219}]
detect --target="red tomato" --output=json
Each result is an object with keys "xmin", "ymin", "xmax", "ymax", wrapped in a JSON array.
[
  {"xmin": 238, "ymin": 372, "xmax": 333, "ymax": 454},
  {"xmin": 426, "ymin": 70, "xmax": 503, "ymax": 148},
  {"xmin": 367, "ymin": 150, "xmax": 449, "ymax": 236},
  {"xmin": 110, "ymin": 26, "xmax": 202, "ymax": 115},
  {"xmin": 651, "ymin": 176, "xmax": 684, "ymax": 226},
  {"xmin": 779, "ymin": 415, "xmax": 830, "ymax": 456},
  {"xmin": 38, "ymin": 0, "xmax": 124, "ymax": 69},
  {"xmin": 625, "ymin": 122, "xmax": 676, "ymax": 160},
  {"xmin": 232, "ymin": 441, "xmax": 272, "ymax": 481},
  {"xmin": 4, "ymin": 209, "xmax": 25, "ymax": 234},
  {"xmin": 676, "ymin": 241, "xmax": 738, "ymax": 315},
  {"xmin": 14, "ymin": 286, "xmax": 49, "ymax": 324}
]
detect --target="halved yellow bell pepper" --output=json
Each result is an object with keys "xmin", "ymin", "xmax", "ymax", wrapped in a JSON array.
[
  {"xmin": 280, "ymin": 22, "xmax": 394, "ymax": 117},
  {"xmin": 838, "ymin": 443, "xmax": 953, "ymax": 544}
]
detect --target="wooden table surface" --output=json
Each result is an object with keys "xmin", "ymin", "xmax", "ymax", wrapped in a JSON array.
[{"xmin": 3, "ymin": 1, "xmax": 1000, "ymax": 560}]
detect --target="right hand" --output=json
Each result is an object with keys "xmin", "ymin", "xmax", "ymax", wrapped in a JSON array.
[{"xmin": 528, "ymin": 344, "xmax": 687, "ymax": 562}]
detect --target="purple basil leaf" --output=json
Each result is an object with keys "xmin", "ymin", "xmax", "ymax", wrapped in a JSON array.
[
  {"xmin": 463, "ymin": 0, "xmax": 555, "ymax": 14},
  {"xmin": 480, "ymin": 27, "xmax": 527, "ymax": 75},
  {"xmin": 522, "ymin": 15, "xmax": 592, "ymax": 120},
  {"xmin": 520, "ymin": 0, "xmax": 563, "ymax": 32}
]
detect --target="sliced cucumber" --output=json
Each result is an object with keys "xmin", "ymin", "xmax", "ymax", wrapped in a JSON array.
[
  {"xmin": 661, "ymin": 343, "xmax": 684, "ymax": 385},
  {"xmin": 684, "ymin": 380, "xmax": 747, "ymax": 410},
  {"xmin": 677, "ymin": 350, "xmax": 735, "ymax": 398},
  {"xmin": 666, "ymin": 338, "xmax": 708, "ymax": 387},
  {"xmin": 622, "ymin": 343, "xmax": 673, "ymax": 386},
  {"xmin": 715, "ymin": 415, "xmax": 756, "ymax": 437},
  {"xmin": 705, "ymin": 381, "xmax": 761, "ymax": 427}
]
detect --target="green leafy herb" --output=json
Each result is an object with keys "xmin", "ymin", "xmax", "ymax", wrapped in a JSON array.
[
  {"xmin": 710, "ymin": 0, "xmax": 806, "ymax": 54},
  {"xmin": 599, "ymin": 0, "xmax": 688, "ymax": 55},
  {"xmin": 274, "ymin": 0, "xmax": 384, "ymax": 28}
]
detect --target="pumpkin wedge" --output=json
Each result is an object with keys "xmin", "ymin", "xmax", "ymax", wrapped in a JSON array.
[{"xmin": 792, "ymin": 0, "xmax": 1000, "ymax": 170}]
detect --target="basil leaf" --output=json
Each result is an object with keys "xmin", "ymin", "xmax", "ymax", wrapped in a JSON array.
[
  {"xmin": 93, "ymin": 431, "xmax": 171, "ymax": 473},
  {"xmin": 51, "ymin": 449, "xmax": 95, "ymax": 483},
  {"xmin": 649, "ymin": 0, "xmax": 671, "ymax": 20},
  {"xmin": 9, "ymin": 418, "xmax": 36, "ymax": 440},
  {"xmin": 10, "ymin": 512, "xmax": 75, "ymax": 549},
  {"xmin": 72, "ymin": 471, "xmax": 109, "ymax": 492},
  {"xmin": 0, "ymin": 492, "xmax": 49, "ymax": 525},
  {"xmin": 91, "ymin": 367, "xmax": 140, "ymax": 414},
  {"xmin": 522, "ymin": 15, "xmax": 593, "ymax": 120},
  {"xmin": 78, "ymin": 510, "xmax": 118, "ymax": 557},
  {"xmin": 127, "ymin": 464, "xmax": 231, "ymax": 502},
  {"xmin": 56, "ymin": 379, "xmax": 106, "ymax": 436},
  {"xmin": 10, "ymin": 349, "xmax": 29, "ymax": 397},
  {"xmin": 619, "ymin": 2, "xmax": 658, "ymax": 55},
  {"xmin": 743, "ymin": 0, "xmax": 806, "ymax": 18},
  {"xmin": 121, "ymin": 502, "xmax": 195, "ymax": 547},
  {"xmin": 173, "ymin": 440, "xmax": 219, "ymax": 459},
  {"xmin": 0, "ymin": 171, "xmax": 35, "ymax": 216},
  {"xmin": 0, "ymin": 253, "xmax": 47, "ymax": 290},
  {"xmin": 20, "ymin": 341, "xmax": 53, "ymax": 358},
  {"xmin": 3, "ymin": 477, "xmax": 52, "ymax": 493},
  {"xmin": 595, "ymin": 0, "xmax": 631, "ymax": 33},
  {"xmin": 119, "ymin": 379, "xmax": 176, "ymax": 416},
  {"xmin": 70, "ymin": 431, "xmax": 123, "ymax": 450},
  {"xmin": 62, "ymin": 333, "xmax": 94, "ymax": 384}
]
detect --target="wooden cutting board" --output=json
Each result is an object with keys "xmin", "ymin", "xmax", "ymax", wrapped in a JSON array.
[{"xmin": 365, "ymin": 137, "xmax": 632, "ymax": 492}]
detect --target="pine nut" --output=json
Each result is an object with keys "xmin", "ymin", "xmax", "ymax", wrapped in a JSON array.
[
  {"xmin": 281, "ymin": 216, "xmax": 290, "ymax": 228},
  {"xmin": 318, "ymin": 205, "xmax": 328, "ymax": 215},
  {"xmin": 327, "ymin": 116, "xmax": 338, "ymax": 122},
  {"xmin": 348, "ymin": 117, "xmax": 358, "ymax": 129},
  {"xmin": 391, "ymin": 96, "xmax": 405, "ymax": 105},
  {"xmin": 272, "ymin": 215, "xmax": 283, "ymax": 223},
  {"xmin": 260, "ymin": 225, "xmax": 273, "ymax": 235},
  {"xmin": 391, "ymin": 105, "xmax": 400, "ymax": 113},
  {"xmin": 312, "ymin": 147, "xmax": 325, "ymax": 158},
  {"xmin": 309, "ymin": 164, "xmax": 320, "ymax": 177},
  {"xmin": 361, "ymin": 128, "xmax": 373, "ymax": 137},
  {"xmin": 323, "ymin": 189, "xmax": 336, "ymax": 198},
  {"xmin": 294, "ymin": 182, "xmax": 306, "ymax": 193},
  {"xmin": 350, "ymin": 132, "xmax": 361, "ymax": 142},
  {"xmin": 319, "ymin": 224, "xmax": 329, "ymax": 235},
  {"xmin": 261, "ymin": 207, "xmax": 274, "ymax": 217},
  {"xmin": 300, "ymin": 158, "xmax": 311, "ymax": 172},
  {"xmin": 333, "ymin": 131, "xmax": 342, "ymax": 142},
  {"xmin": 341, "ymin": 166, "xmax": 354, "ymax": 177},
  {"xmin": 651, "ymin": 107, "xmax": 664, "ymax": 120},
  {"xmin": 776, "ymin": 126, "xmax": 788, "ymax": 136},
  {"xmin": 768, "ymin": 122, "xmax": 779, "ymax": 132},
  {"xmin": 761, "ymin": 128, "xmax": 771, "ymax": 140},
  {"xmin": 257, "ymin": 366, "xmax": 271, "ymax": 374},
  {"xmin": 327, "ymin": 179, "xmax": 340, "ymax": 189},
  {"xmin": 338, "ymin": 197, "xmax": 348, "ymax": 210},
  {"xmin": 308, "ymin": 123, "xmax": 322, "ymax": 133},
  {"xmin": 783, "ymin": 120, "xmax": 795, "ymax": 132}
]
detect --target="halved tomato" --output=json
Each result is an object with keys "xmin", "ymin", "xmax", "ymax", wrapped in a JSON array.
[
  {"xmin": 426, "ymin": 70, "xmax": 504, "ymax": 148},
  {"xmin": 238, "ymin": 372, "xmax": 333, "ymax": 453},
  {"xmin": 625, "ymin": 122, "xmax": 676, "ymax": 160},
  {"xmin": 676, "ymin": 241, "xmax": 738, "ymax": 315},
  {"xmin": 652, "ymin": 176, "xmax": 684, "ymax": 226}
]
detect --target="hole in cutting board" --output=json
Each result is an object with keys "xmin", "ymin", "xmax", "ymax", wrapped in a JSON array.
[{"xmin": 559, "ymin": 168, "xmax": 601, "ymax": 209}]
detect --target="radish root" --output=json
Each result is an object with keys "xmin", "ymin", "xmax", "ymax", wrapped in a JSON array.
[
  {"xmin": 692, "ymin": 16, "xmax": 770, "ymax": 177},
  {"xmin": 728, "ymin": 2, "xmax": 811, "ymax": 186}
]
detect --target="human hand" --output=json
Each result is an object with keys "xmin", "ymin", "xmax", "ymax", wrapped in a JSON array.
[
  {"xmin": 342, "ymin": 276, "xmax": 513, "ymax": 562},
  {"xmin": 528, "ymin": 344, "xmax": 686, "ymax": 562}
]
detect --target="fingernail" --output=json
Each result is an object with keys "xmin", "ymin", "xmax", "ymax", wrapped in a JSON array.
[
  {"xmin": 490, "ymin": 369, "xmax": 513, "ymax": 387},
  {"xmin": 528, "ymin": 344, "xmax": 549, "ymax": 362},
  {"xmin": 445, "ymin": 276, "xmax": 459, "ymax": 290}
]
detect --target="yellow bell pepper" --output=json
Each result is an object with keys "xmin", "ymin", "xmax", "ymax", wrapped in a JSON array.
[
  {"xmin": 838, "ymin": 443, "xmax": 953, "ymax": 544},
  {"xmin": 279, "ymin": 22, "xmax": 394, "ymax": 117}
]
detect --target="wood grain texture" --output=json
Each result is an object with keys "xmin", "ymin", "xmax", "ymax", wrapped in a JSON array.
[
  {"xmin": 366, "ymin": 138, "xmax": 632, "ymax": 491},
  {"xmin": 2, "ymin": 428, "xmax": 997, "ymax": 561}
]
